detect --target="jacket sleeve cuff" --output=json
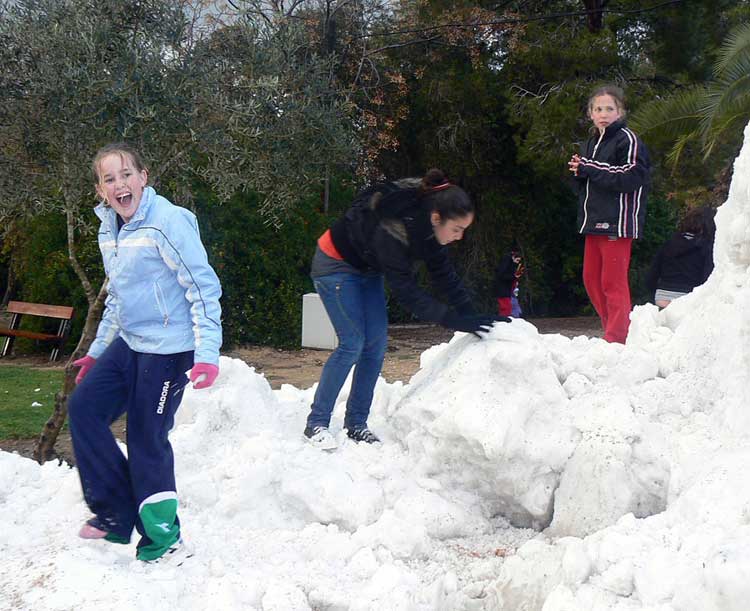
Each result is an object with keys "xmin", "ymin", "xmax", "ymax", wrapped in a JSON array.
[
  {"xmin": 86, "ymin": 341, "xmax": 107, "ymax": 360},
  {"xmin": 193, "ymin": 350, "xmax": 220, "ymax": 367}
]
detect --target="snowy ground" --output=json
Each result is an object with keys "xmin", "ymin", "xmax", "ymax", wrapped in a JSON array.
[{"xmin": 3, "ymin": 125, "xmax": 750, "ymax": 610}]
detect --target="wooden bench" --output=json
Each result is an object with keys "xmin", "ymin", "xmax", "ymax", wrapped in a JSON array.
[{"xmin": 0, "ymin": 301, "xmax": 74, "ymax": 361}]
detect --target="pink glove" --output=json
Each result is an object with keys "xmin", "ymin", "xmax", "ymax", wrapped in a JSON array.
[
  {"xmin": 189, "ymin": 363, "xmax": 219, "ymax": 390},
  {"xmin": 73, "ymin": 355, "xmax": 97, "ymax": 384}
]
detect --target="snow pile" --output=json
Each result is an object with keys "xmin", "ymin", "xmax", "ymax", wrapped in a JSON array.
[
  {"xmin": 392, "ymin": 322, "xmax": 578, "ymax": 530},
  {"xmin": 0, "ymin": 358, "xmax": 537, "ymax": 611},
  {"xmin": 391, "ymin": 321, "xmax": 672, "ymax": 538},
  {"xmin": 3, "ymin": 126, "xmax": 750, "ymax": 610},
  {"xmin": 485, "ymin": 123, "xmax": 750, "ymax": 610}
]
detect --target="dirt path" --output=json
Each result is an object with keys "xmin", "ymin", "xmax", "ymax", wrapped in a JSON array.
[
  {"xmin": 226, "ymin": 317, "xmax": 603, "ymax": 389},
  {"xmin": 0, "ymin": 318, "xmax": 602, "ymax": 464}
]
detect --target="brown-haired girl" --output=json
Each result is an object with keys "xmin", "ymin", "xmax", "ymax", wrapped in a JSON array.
[
  {"xmin": 304, "ymin": 169, "xmax": 508, "ymax": 449},
  {"xmin": 568, "ymin": 85, "xmax": 651, "ymax": 343},
  {"xmin": 646, "ymin": 207, "xmax": 716, "ymax": 307},
  {"xmin": 69, "ymin": 142, "xmax": 222, "ymax": 564}
]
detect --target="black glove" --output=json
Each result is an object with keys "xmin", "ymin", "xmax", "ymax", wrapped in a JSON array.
[{"xmin": 440, "ymin": 311, "xmax": 511, "ymax": 337}]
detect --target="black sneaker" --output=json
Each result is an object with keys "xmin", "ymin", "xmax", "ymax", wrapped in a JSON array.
[{"xmin": 346, "ymin": 427, "xmax": 381, "ymax": 444}]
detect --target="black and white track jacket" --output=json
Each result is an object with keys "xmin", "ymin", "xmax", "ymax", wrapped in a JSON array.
[{"xmin": 575, "ymin": 119, "xmax": 651, "ymax": 239}]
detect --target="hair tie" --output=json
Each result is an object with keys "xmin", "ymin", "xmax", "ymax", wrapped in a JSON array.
[{"xmin": 429, "ymin": 182, "xmax": 452, "ymax": 192}]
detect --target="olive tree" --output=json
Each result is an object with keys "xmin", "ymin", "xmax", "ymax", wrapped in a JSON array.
[{"xmin": 0, "ymin": 0, "xmax": 357, "ymax": 461}]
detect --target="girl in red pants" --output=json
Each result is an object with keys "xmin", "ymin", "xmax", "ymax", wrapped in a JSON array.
[
  {"xmin": 494, "ymin": 249, "xmax": 524, "ymax": 317},
  {"xmin": 568, "ymin": 85, "xmax": 651, "ymax": 344}
]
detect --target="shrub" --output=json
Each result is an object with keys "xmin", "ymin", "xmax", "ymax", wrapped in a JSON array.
[{"xmin": 197, "ymin": 187, "xmax": 346, "ymax": 347}]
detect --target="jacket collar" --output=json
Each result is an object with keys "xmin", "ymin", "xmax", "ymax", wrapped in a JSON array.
[
  {"xmin": 600, "ymin": 119, "xmax": 627, "ymax": 140},
  {"xmin": 94, "ymin": 186, "xmax": 156, "ymax": 225},
  {"xmin": 406, "ymin": 204, "xmax": 441, "ymax": 250}
]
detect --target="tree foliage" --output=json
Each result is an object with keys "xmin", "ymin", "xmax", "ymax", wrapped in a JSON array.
[
  {"xmin": 0, "ymin": 0, "xmax": 362, "ymax": 459},
  {"xmin": 630, "ymin": 22, "xmax": 750, "ymax": 173},
  {"xmin": 190, "ymin": 8, "xmax": 358, "ymax": 220}
]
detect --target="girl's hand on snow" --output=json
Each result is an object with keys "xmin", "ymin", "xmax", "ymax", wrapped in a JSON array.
[{"xmin": 189, "ymin": 363, "xmax": 219, "ymax": 389}]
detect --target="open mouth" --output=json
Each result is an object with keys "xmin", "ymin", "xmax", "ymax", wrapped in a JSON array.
[{"xmin": 116, "ymin": 193, "xmax": 133, "ymax": 206}]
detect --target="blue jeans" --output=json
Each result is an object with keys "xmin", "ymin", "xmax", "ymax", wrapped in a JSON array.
[{"xmin": 306, "ymin": 272, "xmax": 388, "ymax": 430}]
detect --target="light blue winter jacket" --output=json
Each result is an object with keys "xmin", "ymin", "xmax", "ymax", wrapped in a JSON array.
[{"xmin": 88, "ymin": 187, "xmax": 222, "ymax": 365}]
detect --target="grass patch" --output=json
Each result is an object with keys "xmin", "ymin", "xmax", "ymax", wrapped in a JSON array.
[{"xmin": 0, "ymin": 366, "xmax": 64, "ymax": 438}]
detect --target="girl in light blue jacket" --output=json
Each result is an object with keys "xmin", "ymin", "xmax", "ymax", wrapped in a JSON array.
[{"xmin": 69, "ymin": 143, "xmax": 222, "ymax": 565}]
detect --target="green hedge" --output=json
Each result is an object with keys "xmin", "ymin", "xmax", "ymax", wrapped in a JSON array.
[
  {"xmin": 3, "ymin": 184, "xmax": 681, "ymax": 353},
  {"xmin": 2, "ymin": 213, "xmax": 99, "ymax": 354},
  {"xmin": 196, "ymin": 187, "xmax": 346, "ymax": 347}
]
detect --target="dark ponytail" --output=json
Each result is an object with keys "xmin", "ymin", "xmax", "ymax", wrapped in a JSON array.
[{"xmin": 418, "ymin": 168, "xmax": 474, "ymax": 221}]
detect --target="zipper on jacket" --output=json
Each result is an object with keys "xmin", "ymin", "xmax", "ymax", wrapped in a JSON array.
[
  {"xmin": 153, "ymin": 283, "xmax": 169, "ymax": 327},
  {"xmin": 579, "ymin": 130, "xmax": 607, "ymax": 234},
  {"xmin": 591, "ymin": 131, "xmax": 605, "ymax": 158},
  {"xmin": 113, "ymin": 214, "xmax": 123, "ymax": 256}
]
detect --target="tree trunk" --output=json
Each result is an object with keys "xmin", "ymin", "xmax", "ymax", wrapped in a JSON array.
[
  {"xmin": 33, "ymin": 195, "xmax": 108, "ymax": 463},
  {"xmin": 323, "ymin": 167, "xmax": 331, "ymax": 213},
  {"xmin": 581, "ymin": 0, "xmax": 608, "ymax": 33},
  {"xmin": 1, "ymin": 256, "xmax": 15, "ymax": 307},
  {"xmin": 33, "ymin": 282, "xmax": 106, "ymax": 464}
]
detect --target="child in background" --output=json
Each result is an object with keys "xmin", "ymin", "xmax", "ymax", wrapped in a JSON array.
[
  {"xmin": 69, "ymin": 143, "xmax": 222, "ymax": 564},
  {"xmin": 646, "ymin": 207, "xmax": 715, "ymax": 308},
  {"xmin": 568, "ymin": 84, "xmax": 651, "ymax": 343},
  {"xmin": 494, "ymin": 249, "xmax": 524, "ymax": 317}
]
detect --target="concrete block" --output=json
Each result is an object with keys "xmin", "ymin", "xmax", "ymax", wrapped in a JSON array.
[{"xmin": 301, "ymin": 292, "xmax": 338, "ymax": 350}]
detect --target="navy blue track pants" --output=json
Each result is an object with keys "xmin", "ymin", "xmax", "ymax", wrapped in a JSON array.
[{"xmin": 69, "ymin": 337, "xmax": 193, "ymax": 560}]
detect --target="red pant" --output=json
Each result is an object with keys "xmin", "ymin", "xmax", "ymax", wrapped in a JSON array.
[
  {"xmin": 583, "ymin": 235, "xmax": 633, "ymax": 344},
  {"xmin": 497, "ymin": 297, "xmax": 512, "ymax": 317}
]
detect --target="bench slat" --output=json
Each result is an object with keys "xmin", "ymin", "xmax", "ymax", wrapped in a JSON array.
[
  {"xmin": 7, "ymin": 301, "xmax": 74, "ymax": 320},
  {"xmin": 0, "ymin": 328, "xmax": 61, "ymax": 341}
]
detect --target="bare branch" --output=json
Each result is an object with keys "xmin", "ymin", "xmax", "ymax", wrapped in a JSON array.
[
  {"xmin": 365, "ymin": 35, "xmax": 442, "ymax": 57},
  {"xmin": 351, "ymin": 0, "xmax": 683, "ymax": 41},
  {"xmin": 65, "ymin": 206, "xmax": 97, "ymax": 305}
]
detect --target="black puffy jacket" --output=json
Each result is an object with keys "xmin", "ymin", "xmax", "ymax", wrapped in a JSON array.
[
  {"xmin": 645, "ymin": 232, "xmax": 714, "ymax": 296},
  {"xmin": 328, "ymin": 179, "xmax": 473, "ymax": 323},
  {"xmin": 575, "ymin": 120, "xmax": 651, "ymax": 239}
]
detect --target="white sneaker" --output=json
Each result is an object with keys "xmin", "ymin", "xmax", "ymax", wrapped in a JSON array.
[
  {"xmin": 144, "ymin": 539, "xmax": 194, "ymax": 566},
  {"xmin": 304, "ymin": 426, "xmax": 338, "ymax": 451}
]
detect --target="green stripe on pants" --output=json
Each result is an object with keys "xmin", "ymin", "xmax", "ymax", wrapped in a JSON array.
[{"xmin": 136, "ymin": 498, "xmax": 179, "ymax": 561}]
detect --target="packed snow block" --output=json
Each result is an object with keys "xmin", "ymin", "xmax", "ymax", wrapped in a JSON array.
[
  {"xmin": 547, "ymin": 392, "xmax": 670, "ymax": 538},
  {"xmin": 547, "ymin": 432, "xmax": 669, "ymax": 538},
  {"xmin": 280, "ymin": 466, "xmax": 385, "ymax": 531},
  {"xmin": 301, "ymin": 292, "xmax": 338, "ymax": 350},
  {"xmin": 392, "ymin": 320, "xmax": 579, "ymax": 529},
  {"xmin": 176, "ymin": 357, "xmax": 278, "ymax": 436},
  {"xmin": 484, "ymin": 538, "xmax": 572, "ymax": 611}
]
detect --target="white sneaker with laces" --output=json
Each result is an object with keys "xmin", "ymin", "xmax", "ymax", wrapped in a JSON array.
[
  {"xmin": 144, "ymin": 539, "xmax": 194, "ymax": 566},
  {"xmin": 304, "ymin": 426, "xmax": 338, "ymax": 450}
]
